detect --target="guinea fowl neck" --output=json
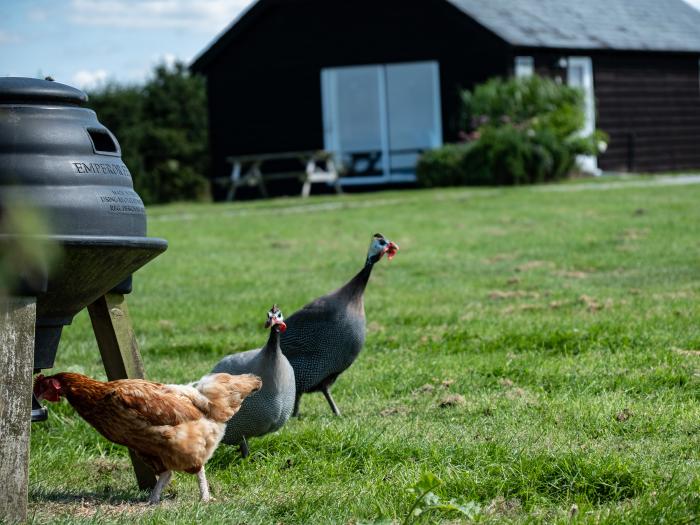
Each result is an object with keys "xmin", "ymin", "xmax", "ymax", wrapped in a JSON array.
[
  {"xmin": 341, "ymin": 261, "xmax": 373, "ymax": 301},
  {"xmin": 263, "ymin": 326, "xmax": 282, "ymax": 356}
]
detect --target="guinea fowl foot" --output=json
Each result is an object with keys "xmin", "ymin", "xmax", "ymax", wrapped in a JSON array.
[
  {"xmin": 292, "ymin": 393, "xmax": 302, "ymax": 417},
  {"xmin": 148, "ymin": 470, "xmax": 173, "ymax": 504},
  {"xmin": 322, "ymin": 387, "xmax": 341, "ymax": 416},
  {"xmin": 239, "ymin": 436, "xmax": 250, "ymax": 458}
]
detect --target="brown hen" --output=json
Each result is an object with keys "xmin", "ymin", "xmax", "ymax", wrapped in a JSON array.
[{"xmin": 34, "ymin": 371, "xmax": 261, "ymax": 503}]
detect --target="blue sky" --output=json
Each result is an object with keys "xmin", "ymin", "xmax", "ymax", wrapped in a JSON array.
[
  {"xmin": 0, "ymin": 0, "xmax": 254, "ymax": 89},
  {"xmin": 2, "ymin": 0, "xmax": 700, "ymax": 90}
]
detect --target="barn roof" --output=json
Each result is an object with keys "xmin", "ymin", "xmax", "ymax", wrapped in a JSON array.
[
  {"xmin": 447, "ymin": 0, "xmax": 700, "ymax": 52},
  {"xmin": 191, "ymin": 0, "xmax": 700, "ymax": 72}
]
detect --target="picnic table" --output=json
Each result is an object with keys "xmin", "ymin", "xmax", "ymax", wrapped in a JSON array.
[{"xmin": 220, "ymin": 150, "xmax": 342, "ymax": 201}]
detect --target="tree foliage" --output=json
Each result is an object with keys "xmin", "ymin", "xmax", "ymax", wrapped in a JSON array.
[{"xmin": 86, "ymin": 61, "xmax": 209, "ymax": 204}]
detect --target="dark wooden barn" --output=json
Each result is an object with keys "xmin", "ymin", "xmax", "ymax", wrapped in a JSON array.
[{"xmin": 191, "ymin": 0, "xmax": 700, "ymax": 193}]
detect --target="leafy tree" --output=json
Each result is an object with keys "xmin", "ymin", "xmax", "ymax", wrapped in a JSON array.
[{"xmin": 87, "ymin": 61, "xmax": 209, "ymax": 204}]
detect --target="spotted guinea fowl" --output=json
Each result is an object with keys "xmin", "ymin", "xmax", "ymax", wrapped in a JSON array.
[
  {"xmin": 282, "ymin": 233, "xmax": 398, "ymax": 416},
  {"xmin": 211, "ymin": 305, "xmax": 295, "ymax": 457}
]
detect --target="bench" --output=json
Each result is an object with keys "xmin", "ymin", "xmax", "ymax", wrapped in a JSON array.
[{"xmin": 219, "ymin": 150, "xmax": 342, "ymax": 201}]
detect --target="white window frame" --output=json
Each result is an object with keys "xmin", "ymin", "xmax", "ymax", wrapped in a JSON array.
[
  {"xmin": 567, "ymin": 56, "xmax": 601, "ymax": 175},
  {"xmin": 515, "ymin": 56, "xmax": 534, "ymax": 78}
]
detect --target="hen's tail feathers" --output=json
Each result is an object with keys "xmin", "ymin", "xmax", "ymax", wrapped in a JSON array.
[{"xmin": 196, "ymin": 373, "xmax": 262, "ymax": 422}]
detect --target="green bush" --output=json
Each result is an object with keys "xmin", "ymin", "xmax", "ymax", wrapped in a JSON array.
[
  {"xmin": 417, "ymin": 75, "xmax": 606, "ymax": 188},
  {"xmin": 87, "ymin": 62, "xmax": 209, "ymax": 204},
  {"xmin": 415, "ymin": 143, "xmax": 473, "ymax": 188}
]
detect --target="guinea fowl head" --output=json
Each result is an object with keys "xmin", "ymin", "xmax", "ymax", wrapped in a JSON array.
[
  {"xmin": 366, "ymin": 233, "xmax": 399, "ymax": 265},
  {"xmin": 264, "ymin": 304, "xmax": 287, "ymax": 332},
  {"xmin": 34, "ymin": 374, "xmax": 63, "ymax": 402}
]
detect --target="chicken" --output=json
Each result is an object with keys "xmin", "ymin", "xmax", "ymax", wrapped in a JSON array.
[{"xmin": 33, "ymin": 371, "xmax": 262, "ymax": 504}]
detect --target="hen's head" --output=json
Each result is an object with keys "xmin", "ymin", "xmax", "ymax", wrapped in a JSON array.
[
  {"xmin": 366, "ymin": 233, "xmax": 399, "ymax": 265},
  {"xmin": 34, "ymin": 374, "xmax": 63, "ymax": 402},
  {"xmin": 264, "ymin": 304, "xmax": 286, "ymax": 332}
]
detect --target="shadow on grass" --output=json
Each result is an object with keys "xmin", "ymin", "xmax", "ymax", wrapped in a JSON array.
[{"xmin": 29, "ymin": 487, "xmax": 147, "ymax": 505}]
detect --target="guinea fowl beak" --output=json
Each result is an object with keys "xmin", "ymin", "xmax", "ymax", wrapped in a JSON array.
[{"xmin": 385, "ymin": 241, "xmax": 399, "ymax": 260}]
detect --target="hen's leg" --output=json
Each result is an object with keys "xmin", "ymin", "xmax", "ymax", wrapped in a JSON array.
[
  {"xmin": 197, "ymin": 466, "xmax": 211, "ymax": 502},
  {"xmin": 239, "ymin": 436, "xmax": 250, "ymax": 458},
  {"xmin": 148, "ymin": 470, "xmax": 172, "ymax": 504},
  {"xmin": 292, "ymin": 392, "xmax": 302, "ymax": 417},
  {"xmin": 321, "ymin": 387, "xmax": 341, "ymax": 416}
]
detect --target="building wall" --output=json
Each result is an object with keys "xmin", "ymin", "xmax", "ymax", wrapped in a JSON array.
[
  {"xmin": 594, "ymin": 53, "xmax": 700, "ymax": 172},
  {"xmin": 199, "ymin": 0, "xmax": 511, "ymax": 189},
  {"xmin": 526, "ymin": 49, "xmax": 700, "ymax": 172}
]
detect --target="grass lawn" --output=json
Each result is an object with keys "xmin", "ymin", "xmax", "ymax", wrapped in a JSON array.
[{"xmin": 27, "ymin": 177, "xmax": 700, "ymax": 524}]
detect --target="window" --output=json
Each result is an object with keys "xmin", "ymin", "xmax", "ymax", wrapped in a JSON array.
[
  {"xmin": 515, "ymin": 56, "xmax": 534, "ymax": 78},
  {"xmin": 321, "ymin": 61, "xmax": 442, "ymax": 184}
]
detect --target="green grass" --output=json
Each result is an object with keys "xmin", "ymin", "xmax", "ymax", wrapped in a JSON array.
[{"xmin": 27, "ymin": 177, "xmax": 700, "ymax": 524}]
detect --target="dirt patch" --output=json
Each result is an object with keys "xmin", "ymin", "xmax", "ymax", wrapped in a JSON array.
[
  {"xmin": 489, "ymin": 290, "xmax": 540, "ymax": 300},
  {"xmin": 367, "ymin": 321, "xmax": 385, "ymax": 333},
  {"xmin": 486, "ymin": 496, "xmax": 522, "ymax": 517},
  {"xmin": 514, "ymin": 260, "xmax": 554, "ymax": 272},
  {"xmin": 501, "ymin": 303, "xmax": 543, "ymax": 315},
  {"xmin": 672, "ymin": 347, "xmax": 700, "ymax": 357},
  {"xmin": 620, "ymin": 228, "xmax": 649, "ymax": 241},
  {"xmin": 579, "ymin": 295, "xmax": 613, "ymax": 312},
  {"xmin": 413, "ymin": 383, "xmax": 435, "ymax": 395},
  {"xmin": 439, "ymin": 394, "xmax": 466, "ymax": 408},
  {"xmin": 616, "ymin": 408, "xmax": 632, "ymax": 422},
  {"xmin": 380, "ymin": 405, "xmax": 409, "ymax": 417},
  {"xmin": 484, "ymin": 253, "xmax": 518, "ymax": 264},
  {"xmin": 557, "ymin": 270, "xmax": 589, "ymax": 279}
]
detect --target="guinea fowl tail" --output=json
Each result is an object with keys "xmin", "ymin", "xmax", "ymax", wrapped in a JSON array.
[{"xmin": 197, "ymin": 373, "xmax": 262, "ymax": 423}]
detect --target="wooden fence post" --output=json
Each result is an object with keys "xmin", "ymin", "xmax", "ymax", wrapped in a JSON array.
[
  {"xmin": 0, "ymin": 297, "xmax": 36, "ymax": 523},
  {"xmin": 87, "ymin": 293, "xmax": 157, "ymax": 490}
]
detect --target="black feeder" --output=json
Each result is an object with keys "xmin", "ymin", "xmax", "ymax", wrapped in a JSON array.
[{"xmin": 0, "ymin": 78, "xmax": 166, "ymax": 515}]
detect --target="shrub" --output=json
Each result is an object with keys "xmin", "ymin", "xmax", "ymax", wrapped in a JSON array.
[
  {"xmin": 416, "ymin": 143, "xmax": 473, "ymax": 188},
  {"xmin": 417, "ymin": 75, "xmax": 606, "ymax": 188}
]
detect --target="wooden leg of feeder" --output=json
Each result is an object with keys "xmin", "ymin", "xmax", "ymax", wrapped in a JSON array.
[
  {"xmin": 87, "ymin": 292, "xmax": 157, "ymax": 491},
  {"xmin": 0, "ymin": 297, "xmax": 36, "ymax": 523}
]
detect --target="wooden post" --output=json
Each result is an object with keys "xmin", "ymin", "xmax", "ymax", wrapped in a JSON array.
[
  {"xmin": 0, "ymin": 297, "xmax": 36, "ymax": 523},
  {"xmin": 87, "ymin": 293, "xmax": 157, "ymax": 490}
]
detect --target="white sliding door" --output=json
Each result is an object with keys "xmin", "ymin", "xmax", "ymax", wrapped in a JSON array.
[
  {"xmin": 386, "ymin": 61, "xmax": 443, "ymax": 177},
  {"xmin": 322, "ymin": 60, "xmax": 442, "ymax": 184}
]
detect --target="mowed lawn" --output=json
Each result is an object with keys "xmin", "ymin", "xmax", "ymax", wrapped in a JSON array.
[{"xmin": 28, "ymin": 177, "xmax": 700, "ymax": 524}]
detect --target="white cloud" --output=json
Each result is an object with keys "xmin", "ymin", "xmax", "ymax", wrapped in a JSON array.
[
  {"xmin": 683, "ymin": 0, "xmax": 700, "ymax": 10},
  {"xmin": 0, "ymin": 30, "xmax": 21, "ymax": 44},
  {"xmin": 68, "ymin": 0, "xmax": 252, "ymax": 32},
  {"xmin": 27, "ymin": 8, "xmax": 50, "ymax": 22},
  {"xmin": 72, "ymin": 69, "xmax": 109, "ymax": 89}
]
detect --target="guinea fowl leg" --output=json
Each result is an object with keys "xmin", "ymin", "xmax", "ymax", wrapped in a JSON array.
[
  {"xmin": 239, "ymin": 436, "xmax": 249, "ymax": 458},
  {"xmin": 197, "ymin": 466, "xmax": 211, "ymax": 502},
  {"xmin": 292, "ymin": 392, "xmax": 302, "ymax": 417},
  {"xmin": 148, "ymin": 470, "xmax": 172, "ymax": 504},
  {"xmin": 321, "ymin": 386, "xmax": 341, "ymax": 416}
]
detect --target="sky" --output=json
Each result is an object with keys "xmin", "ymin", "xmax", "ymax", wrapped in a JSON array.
[
  {"xmin": 2, "ymin": 0, "xmax": 700, "ymax": 90},
  {"xmin": 0, "ymin": 0, "xmax": 255, "ymax": 89}
]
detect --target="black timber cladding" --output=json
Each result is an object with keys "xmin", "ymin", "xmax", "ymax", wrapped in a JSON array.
[
  {"xmin": 195, "ymin": 0, "xmax": 511, "ymax": 188},
  {"xmin": 192, "ymin": 0, "xmax": 700, "ymax": 187}
]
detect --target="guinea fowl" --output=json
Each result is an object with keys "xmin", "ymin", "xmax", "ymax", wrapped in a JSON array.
[
  {"xmin": 212, "ymin": 305, "xmax": 295, "ymax": 457},
  {"xmin": 282, "ymin": 233, "xmax": 398, "ymax": 416}
]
